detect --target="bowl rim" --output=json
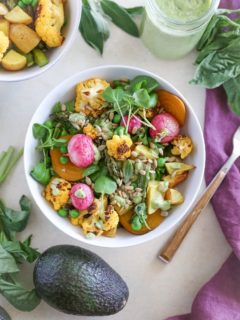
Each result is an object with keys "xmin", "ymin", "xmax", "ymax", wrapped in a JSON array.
[
  {"xmin": 24, "ymin": 64, "xmax": 206, "ymax": 248},
  {"xmin": 0, "ymin": 0, "xmax": 81, "ymax": 83}
]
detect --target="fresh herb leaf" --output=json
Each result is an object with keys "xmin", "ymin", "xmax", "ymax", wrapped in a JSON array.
[
  {"xmin": 125, "ymin": 6, "xmax": 144, "ymax": 17},
  {"xmin": 102, "ymin": 86, "xmax": 124, "ymax": 103},
  {"xmin": 0, "ymin": 276, "xmax": 41, "ymax": 312},
  {"xmin": 123, "ymin": 160, "xmax": 133, "ymax": 183},
  {"xmin": 0, "ymin": 147, "xmax": 23, "ymax": 185},
  {"xmin": 94, "ymin": 176, "xmax": 117, "ymax": 194},
  {"xmin": 0, "ymin": 246, "xmax": 19, "ymax": 274},
  {"xmin": 130, "ymin": 75, "xmax": 159, "ymax": 93},
  {"xmin": 83, "ymin": 164, "xmax": 100, "ymax": 177},
  {"xmin": 79, "ymin": 1, "xmax": 105, "ymax": 54},
  {"xmin": 223, "ymin": 75, "xmax": 240, "ymax": 115},
  {"xmin": 100, "ymin": 0, "xmax": 139, "ymax": 37},
  {"xmin": 133, "ymin": 89, "xmax": 150, "ymax": 108},
  {"xmin": 32, "ymin": 124, "xmax": 48, "ymax": 140},
  {"xmin": 30, "ymin": 162, "xmax": 51, "ymax": 185}
]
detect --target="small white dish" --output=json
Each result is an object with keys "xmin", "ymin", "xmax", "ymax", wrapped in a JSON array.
[
  {"xmin": 24, "ymin": 65, "xmax": 206, "ymax": 248},
  {"xmin": 0, "ymin": 0, "xmax": 81, "ymax": 82}
]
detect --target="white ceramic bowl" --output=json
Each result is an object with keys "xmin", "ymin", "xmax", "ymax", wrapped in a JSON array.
[
  {"xmin": 24, "ymin": 65, "xmax": 205, "ymax": 248},
  {"xmin": 0, "ymin": 0, "xmax": 81, "ymax": 82}
]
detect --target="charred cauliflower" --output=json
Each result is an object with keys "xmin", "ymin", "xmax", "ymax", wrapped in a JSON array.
[
  {"xmin": 75, "ymin": 78, "xmax": 110, "ymax": 118},
  {"xmin": 44, "ymin": 177, "xmax": 71, "ymax": 210},
  {"xmin": 0, "ymin": 31, "xmax": 9, "ymax": 62},
  {"xmin": 171, "ymin": 135, "xmax": 193, "ymax": 159},
  {"xmin": 35, "ymin": 0, "xmax": 64, "ymax": 48}
]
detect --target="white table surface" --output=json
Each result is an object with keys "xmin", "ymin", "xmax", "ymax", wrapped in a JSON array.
[{"xmin": 0, "ymin": 1, "xmax": 231, "ymax": 319}]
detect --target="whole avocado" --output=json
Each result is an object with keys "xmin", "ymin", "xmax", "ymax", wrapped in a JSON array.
[
  {"xmin": 0, "ymin": 307, "xmax": 11, "ymax": 320},
  {"xmin": 33, "ymin": 245, "xmax": 129, "ymax": 316}
]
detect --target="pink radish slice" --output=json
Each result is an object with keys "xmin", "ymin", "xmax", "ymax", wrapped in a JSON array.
[
  {"xmin": 120, "ymin": 115, "xmax": 142, "ymax": 134},
  {"xmin": 71, "ymin": 183, "xmax": 94, "ymax": 210},
  {"xmin": 149, "ymin": 112, "xmax": 180, "ymax": 143},
  {"xmin": 68, "ymin": 134, "xmax": 95, "ymax": 168}
]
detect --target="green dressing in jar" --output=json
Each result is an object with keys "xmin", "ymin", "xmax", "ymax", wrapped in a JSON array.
[{"xmin": 141, "ymin": 0, "xmax": 220, "ymax": 59}]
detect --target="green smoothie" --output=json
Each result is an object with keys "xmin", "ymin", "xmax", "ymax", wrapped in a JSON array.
[
  {"xmin": 141, "ymin": 0, "xmax": 216, "ymax": 60},
  {"xmin": 156, "ymin": 0, "xmax": 212, "ymax": 22}
]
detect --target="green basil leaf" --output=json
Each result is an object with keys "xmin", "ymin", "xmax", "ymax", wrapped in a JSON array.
[
  {"xmin": 125, "ymin": 6, "xmax": 144, "ymax": 17},
  {"xmin": 191, "ymin": 38, "xmax": 240, "ymax": 88},
  {"xmin": 123, "ymin": 160, "xmax": 133, "ymax": 183},
  {"xmin": 64, "ymin": 99, "xmax": 75, "ymax": 112},
  {"xmin": 223, "ymin": 75, "xmax": 240, "ymax": 115},
  {"xmin": 0, "ymin": 245, "xmax": 19, "ymax": 274},
  {"xmin": 94, "ymin": 176, "xmax": 117, "ymax": 195},
  {"xmin": 19, "ymin": 240, "xmax": 40, "ymax": 263},
  {"xmin": 130, "ymin": 75, "xmax": 159, "ymax": 93},
  {"xmin": 32, "ymin": 124, "xmax": 48, "ymax": 140},
  {"xmin": 1, "ymin": 208, "xmax": 30, "ymax": 233},
  {"xmin": 79, "ymin": 3, "xmax": 105, "ymax": 54},
  {"xmin": 133, "ymin": 89, "xmax": 150, "ymax": 107},
  {"xmin": 83, "ymin": 164, "xmax": 100, "ymax": 177},
  {"xmin": 101, "ymin": 0, "xmax": 139, "ymax": 37},
  {"xmin": 30, "ymin": 162, "xmax": 51, "ymax": 185},
  {"xmin": 19, "ymin": 196, "xmax": 31, "ymax": 213},
  {"xmin": 0, "ymin": 276, "xmax": 41, "ymax": 311}
]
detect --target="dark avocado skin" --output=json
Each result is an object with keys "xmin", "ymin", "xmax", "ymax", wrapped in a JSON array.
[
  {"xmin": 33, "ymin": 245, "xmax": 129, "ymax": 316},
  {"xmin": 0, "ymin": 307, "xmax": 11, "ymax": 320}
]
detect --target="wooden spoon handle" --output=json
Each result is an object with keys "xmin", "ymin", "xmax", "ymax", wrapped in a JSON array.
[{"xmin": 159, "ymin": 169, "xmax": 226, "ymax": 263}]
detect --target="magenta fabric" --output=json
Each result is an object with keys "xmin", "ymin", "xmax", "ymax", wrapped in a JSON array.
[{"xmin": 165, "ymin": 1, "xmax": 240, "ymax": 319}]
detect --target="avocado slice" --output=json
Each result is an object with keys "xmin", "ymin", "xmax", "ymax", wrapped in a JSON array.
[
  {"xmin": 165, "ymin": 162, "xmax": 194, "ymax": 175},
  {"xmin": 33, "ymin": 245, "xmax": 129, "ymax": 316},
  {"xmin": 147, "ymin": 180, "xmax": 171, "ymax": 214},
  {"xmin": 165, "ymin": 188, "xmax": 184, "ymax": 205},
  {"xmin": 134, "ymin": 145, "xmax": 158, "ymax": 159}
]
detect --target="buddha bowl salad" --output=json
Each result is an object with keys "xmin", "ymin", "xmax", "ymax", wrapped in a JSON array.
[
  {"xmin": 31, "ymin": 76, "xmax": 195, "ymax": 238},
  {"xmin": 0, "ymin": 0, "xmax": 66, "ymax": 71}
]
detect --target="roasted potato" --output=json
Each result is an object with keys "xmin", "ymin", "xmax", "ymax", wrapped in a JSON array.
[
  {"xmin": 163, "ymin": 172, "xmax": 188, "ymax": 188},
  {"xmin": 0, "ymin": 3, "xmax": 8, "ymax": 16},
  {"xmin": 9, "ymin": 24, "xmax": 40, "ymax": 54},
  {"xmin": 165, "ymin": 189, "xmax": 184, "ymax": 205},
  {"xmin": 1, "ymin": 49, "xmax": 27, "ymax": 71},
  {"xmin": 0, "ymin": 18, "xmax": 9, "ymax": 36},
  {"xmin": 4, "ymin": 6, "xmax": 32, "ymax": 25},
  {"xmin": 165, "ymin": 162, "xmax": 195, "ymax": 175}
]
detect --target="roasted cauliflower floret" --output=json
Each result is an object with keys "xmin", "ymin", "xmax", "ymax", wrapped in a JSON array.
[
  {"xmin": 106, "ymin": 135, "xmax": 133, "ymax": 160},
  {"xmin": 44, "ymin": 177, "xmax": 71, "ymax": 210},
  {"xmin": 35, "ymin": 0, "xmax": 64, "ymax": 47},
  {"xmin": 171, "ymin": 135, "xmax": 193, "ymax": 159},
  {"xmin": 75, "ymin": 78, "xmax": 110, "ymax": 118},
  {"xmin": 103, "ymin": 206, "xmax": 119, "ymax": 232},
  {"xmin": 0, "ymin": 31, "xmax": 9, "ymax": 62},
  {"xmin": 83, "ymin": 123, "xmax": 97, "ymax": 139}
]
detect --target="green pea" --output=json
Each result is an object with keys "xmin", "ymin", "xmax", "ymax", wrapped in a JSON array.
[
  {"xmin": 58, "ymin": 208, "xmax": 68, "ymax": 217},
  {"xmin": 113, "ymin": 114, "xmax": 121, "ymax": 123},
  {"xmin": 70, "ymin": 209, "xmax": 80, "ymax": 218},
  {"xmin": 157, "ymin": 158, "xmax": 167, "ymax": 167},
  {"xmin": 114, "ymin": 126, "xmax": 126, "ymax": 136},
  {"xmin": 44, "ymin": 119, "xmax": 54, "ymax": 129},
  {"xmin": 131, "ymin": 216, "xmax": 142, "ymax": 231},
  {"xmin": 59, "ymin": 156, "xmax": 69, "ymax": 165},
  {"xmin": 31, "ymin": 0, "xmax": 38, "ymax": 6},
  {"xmin": 60, "ymin": 145, "xmax": 68, "ymax": 154},
  {"xmin": 149, "ymin": 93, "xmax": 158, "ymax": 108}
]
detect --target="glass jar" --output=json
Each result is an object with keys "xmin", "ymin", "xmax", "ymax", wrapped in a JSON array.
[{"xmin": 141, "ymin": 0, "xmax": 220, "ymax": 60}]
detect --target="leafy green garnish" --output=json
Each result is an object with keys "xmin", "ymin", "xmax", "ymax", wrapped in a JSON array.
[
  {"xmin": 100, "ymin": 0, "xmax": 139, "ymax": 37},
  {"xmin": 0, "ymin": 196, "xmax": 41, "ymax": 311},
  {"xmin": 131, "ymin": 203, "xmax": 150, "ymax": 231},
  {"xmin": 79, "ymin": 0, "xmax": 143, "ymax": 54},
  {"xmin": 94, "ymin": 176, "xmax": 117, "ymax": 195},
  {"xmin": 30, "ymin": 162, "xmax": 51, "ymax": 186},
  {"xmin": 129, "ymin": 75, "xmax": 159, "ymax": 93},
  {"xmin": 122, "ymin": 160, "xmax": 133, "ymax": 184},
  {"xmin": 191, "ymin": 8, "xmax": 240, "ymax": 115},
  {"xmin": 83, "ymin": 164, "xmax": 100, "ymax": 177}
]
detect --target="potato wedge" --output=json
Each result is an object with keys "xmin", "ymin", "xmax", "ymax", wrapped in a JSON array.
[
  {"xmin": 165, "ymin": 162, "xmax": 195, "ymax": 175},
  {"xmin": 163, "ymin": 172, "xmax": 188, "ymax": 188},
  {"xmin": 0, "ymin": 3, "xmax": 8, "ymax": 16},
  {"xmin": 4, "ymin": 6, "xmax": 32, "ymax": 25},
  {"xmin": 1, "ymin": 49, "xmax": 27, "ymax": 71},
  {"xmin": 0, "ymin": 18, "xmax": 10, "ymax": 36},
  {"xmin": 9, "ymin": 24, "xmax": 40, "ymax": 54},
  {"xmin": 165, "ymin": 189, "xmax": 184, "ymax": 205}
]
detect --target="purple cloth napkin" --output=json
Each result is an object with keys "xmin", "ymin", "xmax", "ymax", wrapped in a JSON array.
[{"xmin": 166, "ymin": 1, "xmax": 240, "ymax": 319}]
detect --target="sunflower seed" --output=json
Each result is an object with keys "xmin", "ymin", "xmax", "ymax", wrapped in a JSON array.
[
  {"xmin": 109, "ymin": 112, "xmax": 114, "ymax": 121},
  {"xmin": 132, "ymin": 127, "xmax": 138, "ymax": 135},
  {"xmin": 95, "ymin": 125, "xmax": 102, "ymax": 134},
  {"xmin": 140, "ymin": 170, "xmax": 146, "ymax": 175},
  {"xmin": 150, "ymin": 142, "xmax": 155, "ymax": 149},
  {"xmin": 135, "ymin": 188, "xmax": 142, "ymax": 192},
  {"xmin": 131, "ymin": 151, "xmax": 138, "ymax": 158},
  {"xmin": 148, "ymin": 159, "xmax": 153, "ymax": 164},
  {"xmin": 159, "ymin": 148, "xmax": 164, "ymax": 155},
  {"xmin": 153, "ymin": 159, "xmax": 158, "ymax": 168},
  {"xmin": 85, "ymin": 177, "xmax": 92, "ymax": 186},
  {"xmin": 125, "ymin": 185, "xmax": 134, "ymax": 191},
  {"xmin": 161, "ymin": 211, "xmax": 169, "ymax": 217},
  {"xmin": 61, "ymin": 104, "xmax": 67, "ymax": 111},
  {"xmin": 139, "ymin": 155, "xmax": 146, "ymax": 160}
]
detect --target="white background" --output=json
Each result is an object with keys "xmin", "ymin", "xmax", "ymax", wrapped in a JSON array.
[{"xmin": 0, "ymin": 1, "xmax": 231, "ymax": 319}]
